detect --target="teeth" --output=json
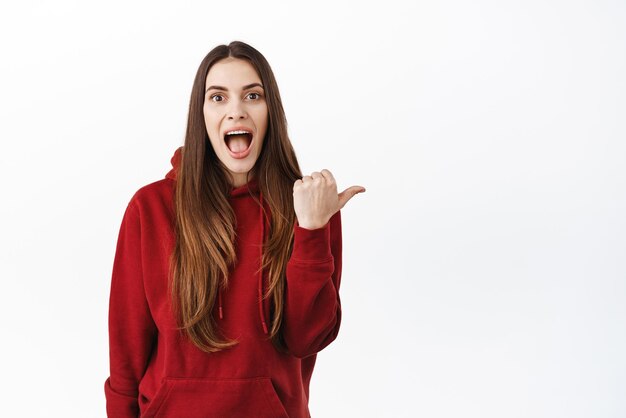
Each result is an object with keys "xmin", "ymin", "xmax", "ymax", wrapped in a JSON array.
[{"xmin": 225, "ymin": 130, "xmax": 250, "ymax": 136}]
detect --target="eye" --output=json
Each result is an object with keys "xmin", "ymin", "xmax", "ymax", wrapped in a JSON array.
[
  {"xmin": 210, "ymin": 94, "xmax": 224, "ymax": 102},
  {"xmin": 247, "ymin": 92, "xmax": 261, "ymax": 100}
]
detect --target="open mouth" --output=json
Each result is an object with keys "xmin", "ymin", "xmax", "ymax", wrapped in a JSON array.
[{"xmin": 224, "ymin": 130, "xmax": 253, "ymax": 154}]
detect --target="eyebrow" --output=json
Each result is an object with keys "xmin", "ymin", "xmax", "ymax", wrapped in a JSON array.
[{"xmin": 205, "ymin": 83, "xmax": 264, "ymax": 93}]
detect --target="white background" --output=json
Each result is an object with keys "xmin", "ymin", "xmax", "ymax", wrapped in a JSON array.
[{"xmin": 1, "ymin": 1, "xmax": 624, "ymax": 417}]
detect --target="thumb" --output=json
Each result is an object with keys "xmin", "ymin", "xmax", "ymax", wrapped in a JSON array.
[{"xmin": 337, "ymin": 186, "xmax": 366, "ymax": 209}]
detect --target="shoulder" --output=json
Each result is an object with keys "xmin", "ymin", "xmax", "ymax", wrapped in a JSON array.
[
  {"xmin": 130, "ymin": 178, "xmax": 173, "ymax": 202},
  {"xmin": 126, "ymin": 178, "xmax": 175, "ymax": 214}
]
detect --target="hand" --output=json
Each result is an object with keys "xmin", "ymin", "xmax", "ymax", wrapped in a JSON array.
[{"xmin": 293, "ymin": 169, "xmax": 366, "ymax": 230}]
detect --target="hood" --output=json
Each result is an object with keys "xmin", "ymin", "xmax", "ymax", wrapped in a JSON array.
[
  {"xmin": 164, "ymin": 146, "xmax": 182, "ymax": 181},
  {"xmin": 165, "ymin": 145, "xmax": 270, "ymax": 335}
]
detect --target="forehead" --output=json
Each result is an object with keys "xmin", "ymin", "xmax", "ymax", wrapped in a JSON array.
[{"xmin": 205, "ymin": 57, "xmax": 261, "ymax": 88}]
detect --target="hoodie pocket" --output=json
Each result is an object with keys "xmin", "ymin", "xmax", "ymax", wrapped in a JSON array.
[{"xmin": 141, "ymin": 376, "xmax": 289, "ymax": 418}]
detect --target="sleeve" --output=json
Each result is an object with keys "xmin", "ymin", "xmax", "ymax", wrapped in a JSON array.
[
  {"xmin": 283, "ymin": 209, "xmax": 343, "ymax": 358},
  {"xmin": 104, "ymin": 199, "xmax": 158, "ymax": 417}
]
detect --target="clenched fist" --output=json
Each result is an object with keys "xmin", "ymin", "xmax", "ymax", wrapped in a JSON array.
[{"xmin": 293, "ymin": 169, "xmax": 366, "ymax": 230}]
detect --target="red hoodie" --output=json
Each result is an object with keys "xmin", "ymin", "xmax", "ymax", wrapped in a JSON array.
[{"xmin": 104, "ymin": 146, "xmax": 342, "ymax": 418}]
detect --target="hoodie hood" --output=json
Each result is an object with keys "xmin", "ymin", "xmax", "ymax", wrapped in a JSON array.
[
  {"xmin": 164, "ymin": 146, "xmax": 182, "ymax": 181},
  {"xmin": 165, "ymin": 145, "xmax": 269, "ymax": 334}
]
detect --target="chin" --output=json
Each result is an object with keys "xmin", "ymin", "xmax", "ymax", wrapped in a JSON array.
[
  {"xmin": 226, "ymin": 163, "xmax": 256, "ymax": 177},
  {"xmin": 228, "ymin": 160, "xmax": 254, "ymax": 171}
]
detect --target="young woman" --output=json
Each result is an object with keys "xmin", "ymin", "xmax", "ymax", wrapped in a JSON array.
[{"xmin": 104, "ymin": 41, "xmax": 365, "ymax": 418}]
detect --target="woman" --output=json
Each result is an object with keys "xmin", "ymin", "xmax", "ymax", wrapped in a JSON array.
[{"xmin": 104, "ymin": 41, "xmax": 365, "ymax": 417}]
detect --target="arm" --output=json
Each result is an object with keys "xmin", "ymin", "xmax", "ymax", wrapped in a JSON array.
[
  {"xmin": 283, "ymin": 209, "xmax": 343, "ymax": 358},
  {"xmin": 104, "ymin": 200, "xmax": 157, "ymax": 417}
]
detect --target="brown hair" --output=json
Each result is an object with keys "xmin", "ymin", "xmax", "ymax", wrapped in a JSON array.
[{"xmin": 168, "ymin": 41, "xmax": 302, "ymax": 352}]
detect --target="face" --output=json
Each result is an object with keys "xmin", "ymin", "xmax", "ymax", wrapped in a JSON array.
[{"xmin": 203, "ymin": 57, "xmax": 268, "ymax": 188}]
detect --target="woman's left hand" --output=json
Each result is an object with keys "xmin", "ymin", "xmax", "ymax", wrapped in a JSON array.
[{"xmin": 293, "ymin": 169, "xmax": 366, "ymax": 230}]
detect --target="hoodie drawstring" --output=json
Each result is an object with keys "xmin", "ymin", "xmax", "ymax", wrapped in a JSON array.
[
  {"xmin": 217, "ymin": 186, "xmax": 269, "ymax": 335},
  {"xmin": 218, "ymin": 289, "xmax": 223, "ymax": 319},
  {"xmin": 258, "ymin": 191, "xmax": 269, "ymax": 334},
  {"xmin": 171, "ymin": 152, "xmax": 265, "ymax": 330}
]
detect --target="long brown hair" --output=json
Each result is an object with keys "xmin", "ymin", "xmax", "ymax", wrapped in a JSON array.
[{"xmin": 168, "ymin": 41, "xmax": 302, "ymax": 353}]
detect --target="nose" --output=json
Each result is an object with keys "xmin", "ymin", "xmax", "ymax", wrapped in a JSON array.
[{"xmin": 227, "ymin": 99, "xmax": 247, "ymax": 120}]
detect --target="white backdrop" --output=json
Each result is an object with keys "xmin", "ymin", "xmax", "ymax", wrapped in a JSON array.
[{"xmin": 1, "ymin": 1, "xmax": 624, "ymax": 417}]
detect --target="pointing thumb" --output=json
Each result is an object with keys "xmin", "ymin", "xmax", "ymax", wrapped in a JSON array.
[{"xmin": 337, "ymin": 186, "xmax": 366, "ymax": 209}]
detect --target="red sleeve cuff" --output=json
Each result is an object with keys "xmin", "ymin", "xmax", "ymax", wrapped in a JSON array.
[{"xmin": 291, "ymin": 220, "xmax": 333, "ymax": 263}]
